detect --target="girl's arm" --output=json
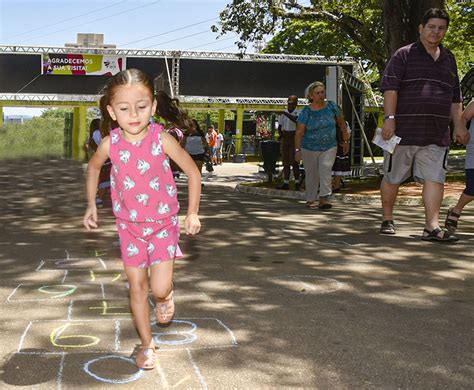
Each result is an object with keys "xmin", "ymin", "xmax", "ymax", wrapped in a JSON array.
[
  {"xmin": 452, "ymin": 102, "xmax": 469, "ymax": 145},
  {"xmin": 336, "ymin": 115, "xmax": 350, "ymax": 141},
  {"xmin": 458, "ymin": 101, "xmax": 473, "ymax": 146},
  {"xmin": 462, "ymin": 100, "xmax": 474, "ymax": 124},
  {"xmin": 336, "ymin": 114, "xmax": 350, "ymax": 155},
  {"xmin": 162, "ymin": 132, "xmax": 201, "ymax": 235},
  {"xmin": 83, "ymin": 136, "xmax": 110, "ymax": 230}
]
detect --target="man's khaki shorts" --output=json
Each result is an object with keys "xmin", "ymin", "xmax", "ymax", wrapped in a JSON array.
[{"xmin": 383, "ymin": 144, "xmax": 448, "ymax": 185}]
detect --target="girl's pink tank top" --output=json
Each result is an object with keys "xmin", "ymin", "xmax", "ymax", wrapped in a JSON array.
[{"xmin": 109, "ymin": 123, "xmax": 179, "ymax": 222}]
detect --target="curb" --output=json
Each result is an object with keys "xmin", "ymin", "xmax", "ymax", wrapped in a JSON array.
[{"xmin": 235, "ymin": 183, "xmax": 459, "ymax": 206}]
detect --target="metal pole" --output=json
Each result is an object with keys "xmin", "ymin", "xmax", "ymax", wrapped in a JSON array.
[
  {"xmin": 342, "ymin": 76, "xmax": 376, "ymax": 165},
  {"xmin": 164, "ymin": 56, "xmax": 174, "ymax": 98}
]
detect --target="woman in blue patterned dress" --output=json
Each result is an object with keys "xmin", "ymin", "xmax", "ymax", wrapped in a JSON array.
[{"xmin": 295, "ymin": 81, "xmax": 350, "ymax": 209}]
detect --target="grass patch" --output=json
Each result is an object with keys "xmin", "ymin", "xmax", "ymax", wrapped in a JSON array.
[
  {"xmin": 245, "ymin": 171, "xmax": 464, "ymax": 190},
  {"xmin": 446, "ymin": 172, "xmax": 466, "ymax": 182},
  {"xmin": 0, "ymin": 118, "xmax": 64, "ymax": 158},
  {"xmin": 242, "ymin": 175, "xmax": 382, "ymax": 189},
  {"xmin": 449, "ymin": 149, "xmax": 467, "ymax": 157}
]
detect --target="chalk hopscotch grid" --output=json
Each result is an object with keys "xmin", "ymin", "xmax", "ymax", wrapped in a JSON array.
[
  {"xmin": 11, "ymin": 254, "xmax": 236, "ymax": 388},
  {"xmin": 17, "ymin": 318, "xmax": 238, "ymax": 354},
  {"xmin": 9, "ymin": 255, "xmax": 209, "ymax": 303},
  {"xmin": 36, "ymin": 257, "xmax": 109, "ymax": 271},
  {"xmin": 5, "ymin": 282, "xmax": 128, "ymax": 302},
  {"xmin": 7, "ymin": 283, "xmax": 208, "ymax": 303},
  {"xmin": 16, "ymin": 317, "xmax": 232, "ymax": 388}
]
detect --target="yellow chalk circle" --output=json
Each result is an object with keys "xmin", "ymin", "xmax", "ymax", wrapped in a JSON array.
[{"xmin": 50, "ymin": 323, "xmax": 100, "ymax": 348}]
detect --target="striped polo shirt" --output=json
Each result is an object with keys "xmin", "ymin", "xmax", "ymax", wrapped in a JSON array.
[{"xmin": 381, "ymin": 40, "xmax": 462, "ymax": 147}]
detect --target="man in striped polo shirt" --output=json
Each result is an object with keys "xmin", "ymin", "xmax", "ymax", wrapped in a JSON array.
[{"xmin": 379, "ymin": 8, "xmax": 469, "ymax": 242}]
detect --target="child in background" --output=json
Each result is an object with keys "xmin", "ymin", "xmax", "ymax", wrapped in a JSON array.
[
  {"xmin": 185, "ymin": 119, "xmax": 208, "ymax": 174},
  {"xmin": 83, "ymin": 69, "xmax": 201, "ymax": 370},
  {"xmin": 445, "ymin": 100, "xmax": 474, "ymax": 233},
  {"xmin": 155, "ymin": 90, "xmax": 190, "ymax": 178},
  {"xmin": 332, "ymin": 121, "xmax": 352, "ymax": 192},
  {"xmin": 86, "ymin": 117, "xmax": 111, "ymax": 207}
]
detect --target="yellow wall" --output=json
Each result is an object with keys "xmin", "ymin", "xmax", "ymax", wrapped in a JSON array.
[
  {"xmin": 235, "ymin": 108, "xmax": 244, "ymax": 154},
  {"xmin": 72, "ymin": 106, "xmax": 88, "ymax": 161},
  {"xmin": 218, "ymin": 109, "xmax": 225, "ymax": 134}
]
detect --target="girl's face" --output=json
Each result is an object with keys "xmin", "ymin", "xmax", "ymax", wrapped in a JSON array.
[
  {"xmin": 309, "ymin": 86, "xmax": 325, "ymax": 104},
  {"xmin": 107, "ymin": 83, "xmax": 157, "ymax": 141}
]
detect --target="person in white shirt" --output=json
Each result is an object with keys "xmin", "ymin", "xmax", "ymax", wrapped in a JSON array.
[
  {"xmin": 185, "ymin": 119, "xmax": 207, "ymax": 174},
  {"xmin": 216, "ymin": 131, "xmax": 224, "ymax": 165},
  {"xmin": 277, "ymin": 95, "xmax": 301, "ymax": 190}
]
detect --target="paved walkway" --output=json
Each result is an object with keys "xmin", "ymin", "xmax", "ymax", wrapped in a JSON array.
[
  {"xmin": 200, "ymin": 161, "xmax": 465, "ymax": 206},
  {"xmin": 0, "ymin": 157, "xmax": 472, "ymax": 389},
  {"xmin": 201, "ymin": 161, "xmax": 265, "ymax": 188}
]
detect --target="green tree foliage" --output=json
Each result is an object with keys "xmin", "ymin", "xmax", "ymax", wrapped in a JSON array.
[
  {"xmin": 214, "ymin": 0, "xmax": 471, "ymax": 81},
  {"xmin": 191, "ymin": 110, "xmax": 235, "ymax": 130},
  {"xmin": 0, "ymin": 117, "xmax": 64, "ymax": 158},
  {"xmin": 443, "ymin": 1, "xmax": 474, "ymax": 78},
  {"xmin": 264, "ymin": 19, "xmax": 362, "ymax": 58},
  {"xmin": 41, "ymin": 108, "xmax": 73, "ymax": 119},
  {"xmin": 155, "ymin": 109, "xmax": 235, "ymax": 132},
  {"xmin": 42, "ymin": 107, "xmax": 99, "ymax": 121}
]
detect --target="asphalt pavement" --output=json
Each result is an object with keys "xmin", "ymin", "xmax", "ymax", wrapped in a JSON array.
[{"xmin": 0, "ymin": 157, "xmax": 472, "ymax": 389}]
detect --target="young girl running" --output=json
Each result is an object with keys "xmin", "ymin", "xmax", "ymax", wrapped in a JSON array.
[{"xmin": 83, "ymin": 68, "xmax": 201, "ymax": 370}]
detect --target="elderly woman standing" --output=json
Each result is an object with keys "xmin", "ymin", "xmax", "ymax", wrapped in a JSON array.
[{"xmin": 295, "ymin": 81, "xmax": 350, "ymax": 209}]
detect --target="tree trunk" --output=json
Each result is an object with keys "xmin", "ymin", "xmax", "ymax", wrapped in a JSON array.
[{"xmin": 383, "ymin": 0, "xmax": 446, "ymax": 57}]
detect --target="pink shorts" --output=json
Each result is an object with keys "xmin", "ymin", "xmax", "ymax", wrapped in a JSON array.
[{"xmin": 116, "ymin": 215, "xmax": 182, "ymax": 269}]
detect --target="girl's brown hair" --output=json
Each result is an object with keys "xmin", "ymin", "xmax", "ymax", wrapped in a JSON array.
[
  {"xmin": 154, "ymin": 74, "xmax": 194, "ymax": 131},
  {"xmin": 98, "ymin": 95, "xmax": 114, "ymax": 137},
  {"xmin": 98, "ymin": 69, "xmax": 194, "ymax": 132},
  {"xmin": 98, "ymin": 68, "xmax": 154, "ymax": 132}
]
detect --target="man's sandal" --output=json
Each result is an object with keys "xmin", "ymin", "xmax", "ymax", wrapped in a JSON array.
[
  {"xmin": 318, "ymin": 202, "xmax": 332, "ymax": 210},
  {"xmin": 444, "ymin": 208, "xmax": 460, "ymax": 233},
  {"xmin": 421, "ymin": 227, "xmax": 458, "ymax": 243},
  {"xmin": 305, "ymin": 201, "xmax": 318, "ymax": 209},
  {"xmin": 136, "ymin": 346, "xmax": 156, "ymax": 370},
  {"xmin": 156, "ymin": 289, "xmax": 175, "ymax": 325},
  {"xmin": 380, "ymin": 220, "xmax": 396, "ymax": 234}
]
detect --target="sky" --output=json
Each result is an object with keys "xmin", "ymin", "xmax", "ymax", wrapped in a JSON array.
[{"xmin": 0, "ymin": 0, "xmax": 246, "ymax": 117}]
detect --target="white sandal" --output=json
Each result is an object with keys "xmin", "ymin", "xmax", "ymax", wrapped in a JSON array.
[{"xmin": 136, "ymin": 346, "xmax": 156, "ymax": 370}]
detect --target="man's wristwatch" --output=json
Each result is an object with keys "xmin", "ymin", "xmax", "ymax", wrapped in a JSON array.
[{"xmin": 384, "ymin": 115, "xmax": 395, "ymax": 120}]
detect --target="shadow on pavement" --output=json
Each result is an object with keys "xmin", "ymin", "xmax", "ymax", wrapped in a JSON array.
[{"xmin": 0, "ymin": 157, "xmax": 472, "ymax": 389}]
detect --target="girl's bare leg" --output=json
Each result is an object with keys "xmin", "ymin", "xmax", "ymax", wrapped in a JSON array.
[
  {"xmin": 124, "ymin": 265, "xmax": 154, "ymax": 347},
  {"xmin": 150, "ymin": 260, "xmax": 175, "ymax": 324},
  {"xmin": 150, "ymin": 260, "xmax": 174, "ymax": 299},
  {"xmin": 452, "ymin": 192, "xmax": 474, "ymax": 215}
]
